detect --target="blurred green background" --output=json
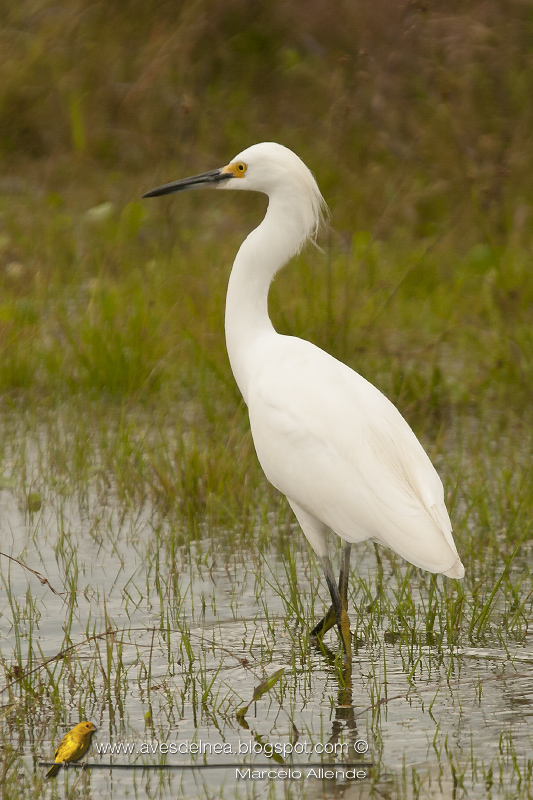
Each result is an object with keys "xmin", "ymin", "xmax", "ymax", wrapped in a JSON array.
[
  {"xmin": 0, "ymin": 0, "xmax": 532, "ymax": 413},
  {"xmin": 3, "ymin": 0, "xmax": 533, "ymax": 234}
]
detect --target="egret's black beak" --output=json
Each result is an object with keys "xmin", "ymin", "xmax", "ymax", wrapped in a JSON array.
[{"xmin": 142, "ymin": 168, "xmax": 231, "ymax": 198}]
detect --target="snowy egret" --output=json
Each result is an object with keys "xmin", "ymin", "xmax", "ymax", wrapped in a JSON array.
[{"xmin": 143, "ymin": 142, "xmax": 464, "ymax": 660}]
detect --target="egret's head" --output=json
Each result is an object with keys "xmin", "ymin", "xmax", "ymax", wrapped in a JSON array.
[
  {"xmin": 142, "ymin": 142, "xmax": 328, "ymax": 242},
  {"xmin": 220, "ymin": 143, "xmax": 314, "ymax": 195}
]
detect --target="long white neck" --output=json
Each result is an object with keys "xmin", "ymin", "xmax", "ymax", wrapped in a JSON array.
[{"xmin": 224, "ymin": 195, "xmax": 310, "ymax": 403}]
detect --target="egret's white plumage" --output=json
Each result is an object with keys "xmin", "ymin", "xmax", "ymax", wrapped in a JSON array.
[{"xmin": 143, "ymin": 142, "xmax": 465, "ymax": 657}]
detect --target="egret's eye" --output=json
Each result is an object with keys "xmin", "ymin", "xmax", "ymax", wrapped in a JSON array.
[{"xmin": 221, "ymin": 161, "xmax": 248, "ymax": 179}]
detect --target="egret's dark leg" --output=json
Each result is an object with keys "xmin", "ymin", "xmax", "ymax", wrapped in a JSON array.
[
  {"xmin": 312, "ymin": 543, "xmax": 352, "ymax": 639},
  {"xmin": 315, "ymin": 549, "xmax": 352, "ymax": 661},
  {"xmin": 338, "ymin": 542, "xmax": 352, "ymax": 609}
]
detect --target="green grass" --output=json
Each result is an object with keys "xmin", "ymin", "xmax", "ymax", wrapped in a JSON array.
[
  {"xmin": 0, "ymin": 380, "xmax": 531, "ymax": 799},
  {"xmin": 1, "ymin": 189, "xmax": 533, "ymax": 797}
]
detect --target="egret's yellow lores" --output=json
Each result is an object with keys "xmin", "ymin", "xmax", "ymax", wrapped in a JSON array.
[
  {"xmin": 46, "ymin": 721, "xmax": 97, "ymax": 778},
  {"xmin": 143, "ymin": 142, "xmax": 464, "ymax": 661}
]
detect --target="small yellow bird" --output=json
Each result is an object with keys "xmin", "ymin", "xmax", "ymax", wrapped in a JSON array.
[{"xmin": 46, "ymin": 721, "xmax": 97, "ymax": 778}]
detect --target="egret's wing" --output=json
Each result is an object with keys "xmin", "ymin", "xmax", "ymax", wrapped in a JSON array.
[{"xmin": 248, "ymin": 336, "xmax": 462, "ymax": 576}]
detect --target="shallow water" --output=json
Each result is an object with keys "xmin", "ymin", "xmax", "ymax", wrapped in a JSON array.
[{"xmin": 1, "ymin": 437, "xmax": 532, "ymax": 799}]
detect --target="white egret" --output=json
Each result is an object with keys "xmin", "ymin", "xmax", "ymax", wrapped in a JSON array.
[{"xmin": 143, "ymin": 142, "xmax": 464, "ymax": 660}]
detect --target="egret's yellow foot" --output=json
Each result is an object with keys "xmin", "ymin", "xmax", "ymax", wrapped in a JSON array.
[
  {"xmin": 311, "ymin": 605, "xmax": 337, "ymax": 638},
  {"xmin": 338, "ymin": 607, "xmax": 352, "ymax": 663}
]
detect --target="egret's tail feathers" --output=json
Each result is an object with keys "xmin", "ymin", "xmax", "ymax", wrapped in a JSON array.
[{"xmin": 443, "ymin": 558, "xmax": 465, "ymax": 579}]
